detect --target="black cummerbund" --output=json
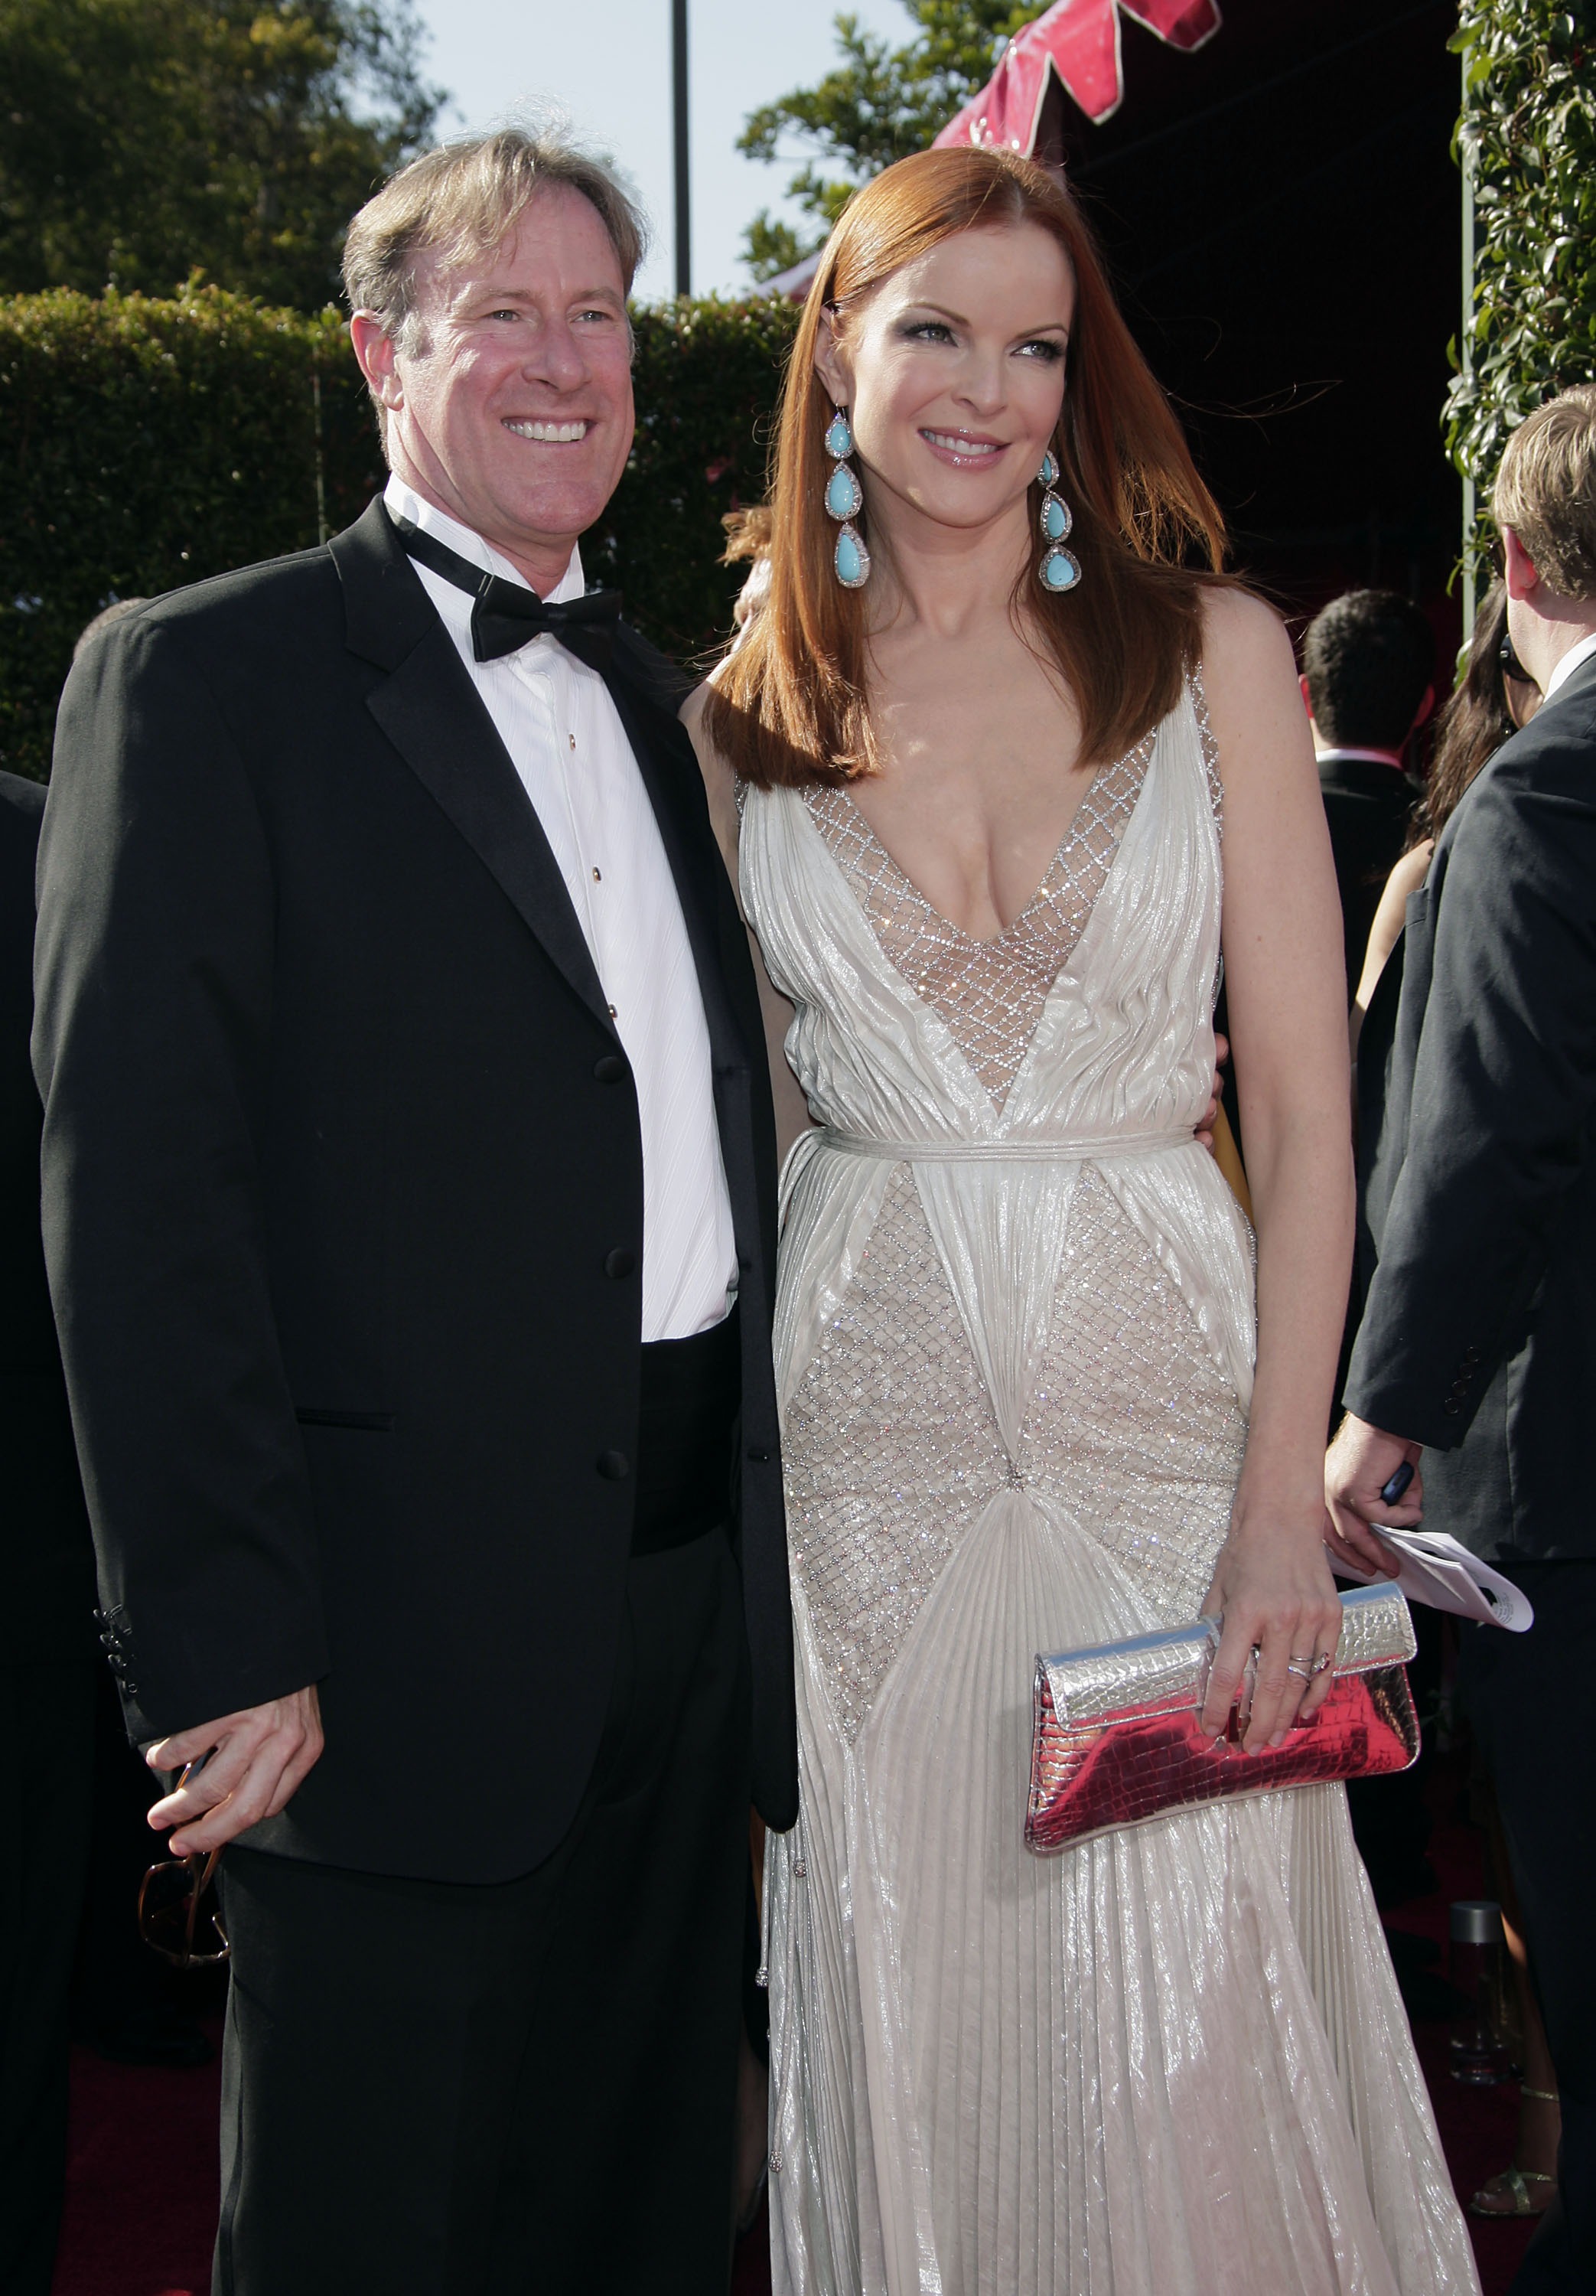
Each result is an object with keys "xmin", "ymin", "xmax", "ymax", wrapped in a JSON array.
[{"xmin": 631, "ymin": 1306, "xmax": 741, "ymax": 1557}]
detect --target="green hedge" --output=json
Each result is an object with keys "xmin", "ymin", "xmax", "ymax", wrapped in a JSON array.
[
  {"xmin": 1447, "ymin": 1, "xmax": 1596, "ymax": 526},
  {"xmin": 0, "ymin": 285, "xmax": 801, "ymax": 780}
]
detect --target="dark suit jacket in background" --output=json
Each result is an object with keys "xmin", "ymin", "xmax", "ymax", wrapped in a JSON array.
[
  {"xmin": 0, "ymin": 772, "xmax": 93, "ymax": 1656},
  {"xmin": 1344, "ymin": 657, "xmax": 1596, "ymax": 1561},
  {"xmin": 1318, "ymin": 754, "xmax": 1419, "ymax": 1006},
  {"xmin": 33, "ymin": 501, "xmax": 797, "ymax": 1882}
]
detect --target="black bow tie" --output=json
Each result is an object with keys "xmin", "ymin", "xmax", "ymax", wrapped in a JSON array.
[{"xmin": 395, "ymin": 517, "xmax": 622, "ymax": 673}]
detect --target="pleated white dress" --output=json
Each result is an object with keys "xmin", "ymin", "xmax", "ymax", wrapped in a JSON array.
[{"xmin": 738, "ymin": 680, "xmax": 1479, "ymax": 2296}]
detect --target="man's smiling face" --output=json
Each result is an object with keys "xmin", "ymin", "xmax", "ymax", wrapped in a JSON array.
[{"xmin": 359, "ymin": 182, "xmax": 636, "ymax": 590}]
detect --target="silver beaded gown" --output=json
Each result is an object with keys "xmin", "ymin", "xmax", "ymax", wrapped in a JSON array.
[{"xmin": 737, "ymin": 680, "xmax": 1479, "ymax": 2296}]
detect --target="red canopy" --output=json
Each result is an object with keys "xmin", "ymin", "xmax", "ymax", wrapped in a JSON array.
[{"xmin": 934, "ymin": 0, "xmax": 1220, "ymax": 147}]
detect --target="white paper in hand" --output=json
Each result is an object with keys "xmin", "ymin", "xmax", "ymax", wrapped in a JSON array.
[{"xmin": 1331, "ymin": 1527, "xmax": 1534, "ymax": 1632}]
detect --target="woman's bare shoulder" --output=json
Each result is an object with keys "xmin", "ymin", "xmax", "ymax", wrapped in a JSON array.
[
  {"xmin": 679, "ymin": 679, "xmax": 741, "ymax": 876},
  {"xmin": 1195, "ymin": 584, "xmax": 1309, "ymax": 793},
  {"xmin": 1198, "ymin": 582, "xmax": 1295, "ymax": 691}
]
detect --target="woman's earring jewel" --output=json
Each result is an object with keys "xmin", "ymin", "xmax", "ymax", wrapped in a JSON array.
[
  {"xmin": 826, "ymin": 461, "xmax": 862, "ymax": 521},
  {"xmin": 1036, "ymin": 448, "xmax": 1080, "ymax": 593},
  {"xmin": 834, "ymin": 523, "xmax": 871, "ymax": 588},
  {"xmin": 825, "ymin": 405, "xmax": 870, "ymax": 588}
]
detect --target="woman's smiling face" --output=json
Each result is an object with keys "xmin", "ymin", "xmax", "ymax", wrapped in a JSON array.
[{"xmin": 814, "ymin": 220, "xmax": 1076, "ymax": 542}]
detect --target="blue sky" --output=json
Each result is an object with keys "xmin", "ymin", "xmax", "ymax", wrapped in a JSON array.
[{"xmin": 409, "ymin": 0, "xmax": 914, "ymax": 303}]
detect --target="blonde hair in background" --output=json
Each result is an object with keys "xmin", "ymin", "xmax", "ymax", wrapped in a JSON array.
[
  {"xmin": 1493, "ymin": 381, "xmax": 1596, "ymax": 598},
  {"xmin": 342, "ymin": 122, "xmax": 649, "ymax": 442}
]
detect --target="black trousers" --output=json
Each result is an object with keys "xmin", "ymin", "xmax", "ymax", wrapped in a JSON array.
[
  {"xmin": 0, "ymin": 1660, "xmax": 95, "ymax": 2296},
  {"xmin": 213, "ymin": 1525, "xmax": 752, "ymax": 2296},
  {"xmin": 1460, "ymin": 1561, "xmax": 1596, "ymax": 2294}
]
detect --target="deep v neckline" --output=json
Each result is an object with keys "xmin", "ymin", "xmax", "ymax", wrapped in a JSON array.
[
  {"xmin": 833, "ymin": 758, "xmax": 1115, "ymax": 951},
  {"xmin": 801, "ymin": 727, "xmax": 1159, "ymax": 1109}
]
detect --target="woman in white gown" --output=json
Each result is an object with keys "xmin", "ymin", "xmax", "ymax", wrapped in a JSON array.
[{"xmin": 689, "ymin": 147, "xmax": 1478, "ymax": 2296}]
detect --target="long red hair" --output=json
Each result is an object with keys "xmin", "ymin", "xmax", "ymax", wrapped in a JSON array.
[{"xmin": 706, "ymin": 146, "xmax": 1229, "ymax": 788}]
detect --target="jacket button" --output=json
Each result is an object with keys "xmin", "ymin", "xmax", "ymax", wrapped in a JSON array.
[
  {"xmin": 1442, "ymin": 1397, "xmax": 1461, "ymax": 1417},
  {"xmin": 604, "ymin": 1248, "xmax": 637, "ymax": 1280},
  {"xmin": 1462, "ymin": 1347, "xmax": 1479, "ymax": 1365},
  {"xmin": 596, "ymin": 1450, "xmax": 630, "ymax": 1481},
  {"xmin": 747, "ymin": 1447, "xmax": 770, "ymax": 1464},
  {"xmin": 594, "ymin": 1055, "xmax": 627, "ymax": 1084}
]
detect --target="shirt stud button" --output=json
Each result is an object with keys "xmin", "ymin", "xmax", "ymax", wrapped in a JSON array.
[
  {"xmin": 592, "ymin": 866, "xmax": 602, "ymax": 882},
  {"xmin": 607, "ymin": 1003, "xmax": 617, "ymax": 1019},
  {"xmin": 569, "ymin": 734, "xmax": 577, "ymax": 749}
]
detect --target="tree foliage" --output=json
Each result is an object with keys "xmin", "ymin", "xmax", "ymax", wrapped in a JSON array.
[
  {"xmin": 0, "ymin": 0, "xmax": 443, "ymax": 308},
  {"xmin": 1446, "ymin": 1, "xmax": 1596, "ymax": 520},
  {"xmin": 738, "ymin": 3, "xmax": 1049, "ymax": 279},
  {"xmin": 0, "ymin": 286, "xmax": 801, "ymax": 778}
]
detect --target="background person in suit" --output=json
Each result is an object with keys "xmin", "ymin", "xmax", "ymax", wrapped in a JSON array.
[
  {"xmin": 1300, "ymin": 588, "xmax": 1434, "ymax": 1006},
  {"xmin": 0, "ymin": 769, "xmax": 97, "ymax": 2296},
  {"xmin": 1327, "ymin": 383, "xmax": 1596, "ymax": 2295},
  {"xmin": 34, "ymin": 128, "xmax": 796, "ymax": 2296}
]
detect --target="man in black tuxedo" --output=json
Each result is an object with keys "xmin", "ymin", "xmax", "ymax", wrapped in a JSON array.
[
  {"xmin": 35, "ymin": 129, "xmax": 795, "ymax": 2295},
  {"xmin": 1299, "ymin": 589, "xmax": 1432, "ymax": 1005},
  {"xmin": 0, "ymin": 770, "xmax": 96, "ymax": 2294},
  {"xmin": 1327, "ymin": 385, "xmax": 1596, "ymax": 2293}
]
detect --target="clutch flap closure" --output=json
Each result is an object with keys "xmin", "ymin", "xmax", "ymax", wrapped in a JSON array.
[
  {"xmin": 1037, "ymin": 1586, "xmax": 1415, "ymax": 1731},
  {"xmin": 1334, "ymin": 1583, "xmax": 1416, "ymax": 1671},
  {"xmin": 1040, "ymin": 1619, "xmax": 1217, "ymax": 1728}
]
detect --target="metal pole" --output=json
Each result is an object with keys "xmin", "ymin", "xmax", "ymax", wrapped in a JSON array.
[
  {"xmin": 1461, "ymin": 41, "xmax": 1476, "ymax": 631},
  {"xmin": 672, "ymin": 0, "xmax": 691, "ymax": 298}
]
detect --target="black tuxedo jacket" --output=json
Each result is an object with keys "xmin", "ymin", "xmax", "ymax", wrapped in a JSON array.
[
  {"xmin": 1344, "ymin": 655, "xmax": 1596, "ymax": 1561},
  {"xmin": 1, "ymin": 771, "xmax": 94, "ymax": 1663},
  {"xmin": 34, "ymin": 500, "xmax": 797, "ymax": 1879},
  {"xmin": 1317, "ymin": 755, "xmax": 1418, "ymax": 1006}
]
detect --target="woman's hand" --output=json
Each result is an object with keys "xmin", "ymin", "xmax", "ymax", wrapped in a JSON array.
[{"xmin": 1198, "ymin": 1508, "xmax": 1343, "ymax": 1750}]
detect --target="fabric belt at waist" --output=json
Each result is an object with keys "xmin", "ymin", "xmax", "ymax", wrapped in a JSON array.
[
  {"xmin": 631, "ymin": 1305, "xmax": 740, "ymax": 1557},
  {"xmin": 815, "ymin": 1126, "xmax": 1193, "ymax": 1164}
]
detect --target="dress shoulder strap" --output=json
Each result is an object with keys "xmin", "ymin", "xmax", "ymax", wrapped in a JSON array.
[{"xmin": 1187, "ymin": 663, "xmax": 1224, "ymax": 840}]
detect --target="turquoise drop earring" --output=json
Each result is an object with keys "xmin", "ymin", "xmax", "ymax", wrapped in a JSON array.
[
  {"xmin": 1036, "ymin": 449, "xmax": 1081, "ymax": 594},
  {"xmin": 824, "ymin": 407, "xmax": 871, "ymax": 589}
]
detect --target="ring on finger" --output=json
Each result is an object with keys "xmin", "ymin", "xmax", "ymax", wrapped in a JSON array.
[
  {"xmin": 1310, "ymin": 1652, "xmax": 1333, "ymax": 1676},
  {"xmin": 1285, "ymin": 1658, "xmax": 1314, "ymax": 1680}
]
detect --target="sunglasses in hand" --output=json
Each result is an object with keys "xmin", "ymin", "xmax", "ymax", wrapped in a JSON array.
[{"xmin": 137, "ymin": 1756, "xmax": 230, "ymax": 1968}]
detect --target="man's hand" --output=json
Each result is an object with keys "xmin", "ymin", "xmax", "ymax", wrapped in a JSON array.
[
  {"xmin": 1195, "ymin": 1031, "xmax": 1230, "ymax": 1150},
  {"xmin": 145, "ymin": 1686, "xmax": 324, "ymax": 1857},
  {"xmin": 1324, "ymin": 1414, "xmax": 1422, "ymax": 1577}
]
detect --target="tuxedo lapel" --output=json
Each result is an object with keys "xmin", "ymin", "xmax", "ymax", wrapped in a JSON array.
[{"xmin": 331, "ymin": 504, "xmax": 616, "ymax": 1040}]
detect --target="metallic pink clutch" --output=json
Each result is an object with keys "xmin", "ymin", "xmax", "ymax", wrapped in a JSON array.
[{"xmin": 1026, "ymin": 1585, "xmax": 1418, "ymax": 1854}]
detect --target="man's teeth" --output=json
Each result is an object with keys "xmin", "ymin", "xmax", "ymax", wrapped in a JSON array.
[
  {"xmin": 506, "ymin": 419, "xmax": 590, "ymax": 442},
  {"xmin": 924, "ymin": 431, "xmax": 998, "ymax": 455}
]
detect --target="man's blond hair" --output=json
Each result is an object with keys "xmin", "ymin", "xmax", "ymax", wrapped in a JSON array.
[
  {"xmin": 343, "ymin": 125, "xmax": 647, "ymax": 363},
  {"xmin": 1493, "ymin": 382, "xmax": 1596, "ymax": 598}
]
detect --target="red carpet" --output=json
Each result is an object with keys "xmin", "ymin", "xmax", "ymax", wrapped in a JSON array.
[{"xmin": 51, "ymin": 1768, "xmax": 1538, "ymax": 2296}]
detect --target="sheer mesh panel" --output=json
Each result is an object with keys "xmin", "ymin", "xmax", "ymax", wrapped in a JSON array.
[
  {"xmin": 784, "ymin": 1166, "xmax": 1010, "ymax": 1740},
  {"xmin": 1023, "ymin": 1165, "xmax": 1246, "ymax": 1625},
  {"xmin": 804, "ymin": 732, "xmax": 1156, "ymax": 1107}
]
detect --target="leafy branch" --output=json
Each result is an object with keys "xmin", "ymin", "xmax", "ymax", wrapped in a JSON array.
[
  {"xmin": 1446, "ymin": 0, "xmax": 1596, "ymax": 537},
  {"xmin": 738, "ymin": 3, "xmax": 1049, "ymax": 281}
]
